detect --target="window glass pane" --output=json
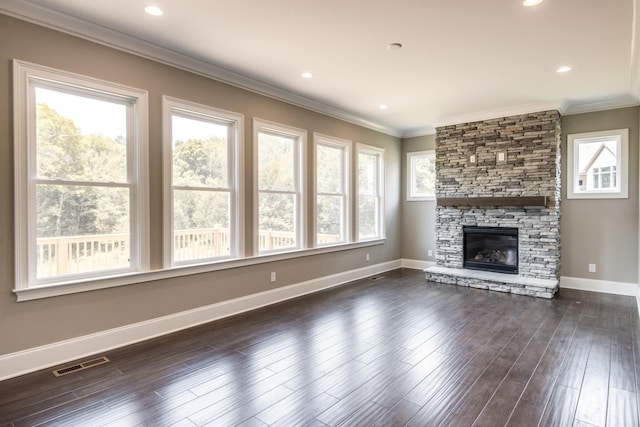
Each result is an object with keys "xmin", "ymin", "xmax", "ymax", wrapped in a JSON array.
[
  {"xmin": 358, "ymin": 152, "xmax": 377, "ymax": 195},
  {"xmin": 172, "ymin": 115, "xmax": 229, "ymax": 188},
  {"xmin": 36, "ymin": 184, "xmax": 130, "ymax": 278},
  {"xmin": 317, "ymin": 144, "xmax": 342, "ymax": 194},
  {"xmin": 35, "ymin": 87, "xmax": 127, "ymax": 182},
  {"xmin": 173, "ymin": 190, "xmax": 230, "ymax": 261},
  {"xmin": 413, "ymin": 155, "xmax": 435, "ymax": 195},
  {"xmin": 259, "ymin": 193, "xmax": 296, "ymax": 250},
  {"xmin": 358, "ymin": 194, "xmax": 378, "ymax": 239},
  {"xmin": 258, "ymin": 133, "xmax": 295, "ymax": 191},
  {"xmin": 317, "ymin": 194, "xmax": 344, "ymax": 244},
  {"xmin": 576, "ymin": 139, "xmax": 618, "ymax": 192}
]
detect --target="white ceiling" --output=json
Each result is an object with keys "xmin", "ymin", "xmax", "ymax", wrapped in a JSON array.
[{"xmin": 3, "ymin": 0, "xmax": 639, "ymax": 137}]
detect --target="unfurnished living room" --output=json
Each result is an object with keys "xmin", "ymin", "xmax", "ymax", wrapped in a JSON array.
[{"xmin": 0, "ymin": 0, "xmax": 639, "ymax": 426}]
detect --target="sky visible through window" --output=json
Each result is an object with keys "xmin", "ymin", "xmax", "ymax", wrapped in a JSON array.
[{"xmin": 35, "ymin": 87, "xmax": 126, "ymax": 139}]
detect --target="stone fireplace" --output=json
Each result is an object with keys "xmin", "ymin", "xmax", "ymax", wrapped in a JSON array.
[{"xmin": 425, "ymin": 110, "xmax": 561, "ymax": 298}]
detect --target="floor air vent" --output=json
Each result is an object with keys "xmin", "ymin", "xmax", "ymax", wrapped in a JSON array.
[
  {"xmin": 53, "ymin": 356, "xmax": 110, "ymax": 377},
  {"xmin": 369, "ymin": 276, "xmax": 385, "ymax": 281}
]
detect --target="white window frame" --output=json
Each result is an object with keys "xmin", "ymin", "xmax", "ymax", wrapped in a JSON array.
[
  {"xmin": 407, "ymin": 150, "xmax": 436, "ymax": 201},
  {"xmin": 313, "ymin": 133, "xmax": 352, "ymax": 247},
  {"xmin": 356, "ymin": 143, "xmax": 385, "ymax": 241},
  {"xmin": 162, "ymin": 96, "xmax": 244, "ymax": 267},
  {"xmin": 567, "ymin": 129, "xmax": 628, "ymax": 199},
  {"xmin": 253, "ymin": 118, "xmax": 307, "ymax": 254},
  {"xmin": 13, "ymin": 59, "xmax": 149, "ymax": 291}
]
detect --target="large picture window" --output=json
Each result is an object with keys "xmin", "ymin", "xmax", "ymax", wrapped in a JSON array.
[
  {"xmin": 357, "ymin": 144, "xmax": 385, "ymax": 240},
  {"xmin": 13, "ymin": 60, "xmax": 149, "ymax": 289},
  {"xmin": 567, "ymin": 129, "xmax": 628, "ymax": 199},
  {"xmin": 314, "ymin": 134, "xmax": 351, "ymax": 246},
  {"xmin": 163, "ymin": 97, "xmax": 244, "ymax": 266},
  {"xmin": 254, "ymin": 119, "xmax": 307, "ymax": 254}
]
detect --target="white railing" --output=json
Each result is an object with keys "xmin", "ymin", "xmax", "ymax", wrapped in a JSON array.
[{"xmin": 36, "ymin": 229, "xmax": 342, "ymax": 276}]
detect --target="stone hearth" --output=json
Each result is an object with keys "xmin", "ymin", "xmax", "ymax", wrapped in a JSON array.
[{"xmin": 425, "ymin": 110, "xmax": 561, "ymax": 299}]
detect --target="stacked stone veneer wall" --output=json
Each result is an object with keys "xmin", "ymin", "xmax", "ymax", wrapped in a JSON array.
[{"xmin": 429, "ymin": 110, "xmax": 561, "ymax": 295}]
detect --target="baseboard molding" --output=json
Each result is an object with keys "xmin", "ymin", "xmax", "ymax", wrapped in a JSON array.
[
  {"xmin": 401, "ymin": 259, "xmax": 436, "ymax": 270},
  {"xmin": 560, "ymin": 276, "xmax": 639, "ymax": 297},
  {"xmin": 0, "ymin": 259, "xmax": 401, "ymax": 381}
]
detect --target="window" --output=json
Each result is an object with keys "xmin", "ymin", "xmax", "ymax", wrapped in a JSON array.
[
  {"xmin": 163, "ymin": 97, "xmax": 244, "ymax": 266},
  {"xmin": 314, "ymin": 134, "xmax": 351, "ymax": 246},
  {"xmin": 407, "ymin": 150, "xmax": 436, "ymax": 201},
  {"xmin": 254, "ymin": 119, "xmax": 307, "ymax": 254},
  {"xmin": 357, "ymin": 144, "xmax": 385, "ymax": 240},
  {"xmin": 567, "ymin": 129, "xmax": 628, "ymax": 199},
  {"xmin": 13, "ymin": 60, "xmax": 149, "ymax": 289}
]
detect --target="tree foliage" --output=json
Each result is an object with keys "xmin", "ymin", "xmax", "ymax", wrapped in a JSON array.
[{"xmin": 36, "ymin": 103, "xmax": 128, "ymax": 238}]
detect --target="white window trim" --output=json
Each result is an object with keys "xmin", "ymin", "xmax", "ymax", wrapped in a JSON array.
[
  {"xmin": 162, "ymin": 96, "xmax": 245, "ymax": 267},
  {"xmin": 567, "ymin": 129, "xmax": 629, "ymax": 199},
  {"xmin": 356, "ymin": 143, "xmax": 385, "ymax": 241},
  {"xmin": 313, "ymin": 133, "xmax": 352, "ymax": 247},
  {"xmin": 253, "ymin": 118, "xmax": 307, "ymax": 255},
  {"xmin": 407, "ymin": 150, "xmax": 436, "ymax": 201},
  {"xmin": 13, "ymin": 59, "xmax": 149, "ymax": 291}
]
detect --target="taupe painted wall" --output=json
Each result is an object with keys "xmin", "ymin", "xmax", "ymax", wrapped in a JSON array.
[
  {"xmin": 400, "ymin": 134, "xmax": 437, "ymax": 261},
  {"xmin": 561, "ymin": 107, "xmax": 639, "ymax": 284},
  {"xmin": 0, "ymin": 15, "xmax": 401, "ymax": 355}
]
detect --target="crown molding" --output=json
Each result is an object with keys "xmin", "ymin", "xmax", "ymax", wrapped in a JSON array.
[
  {"xmin": 0, "ymin": 0, "xmax": 402, "ymax": 138},
  {"xmin": 432, "ymin": 99, "xmax": 566, "ymax": 129},
  {"xmin": 562, "ymin": 94, "xmax": 640, "ymax": 116},
  {"xmin": 401, "ymin": 126, "xmax": 436, "ymax": 139}
]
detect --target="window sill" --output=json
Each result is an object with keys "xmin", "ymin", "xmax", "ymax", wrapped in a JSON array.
[{"xmin": 13, "ymin": 239, "xmax": 386, "ymax": 302}]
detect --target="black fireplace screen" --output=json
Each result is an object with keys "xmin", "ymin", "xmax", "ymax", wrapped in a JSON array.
[{"xmin": 463, "ymin": 226, "xmax": 518, "ymax": 274}]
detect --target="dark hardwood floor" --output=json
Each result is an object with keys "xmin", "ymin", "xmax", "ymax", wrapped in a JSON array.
[{"xmin": 1, "ymin": 268, "xmax": 639, "ymax": 426}]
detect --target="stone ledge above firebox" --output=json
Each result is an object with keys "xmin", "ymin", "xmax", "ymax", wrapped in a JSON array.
[{"xmin": 424, "ymin": 266, "xmax": 559, "ymax": 299}]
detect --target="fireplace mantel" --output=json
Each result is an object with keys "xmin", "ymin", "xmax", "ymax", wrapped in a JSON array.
[{"xmin": 436, "ymin": 196, "xmax": 547, "ymax": 207}]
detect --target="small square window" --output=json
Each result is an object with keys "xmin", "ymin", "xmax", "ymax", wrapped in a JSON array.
[
  {"xmin": 567, "ymin": 129, "xmax": 628, "ymax": 199},
  {"xmin": 407, "ymin": 150, "xmax": 436, "ymax": 201}
]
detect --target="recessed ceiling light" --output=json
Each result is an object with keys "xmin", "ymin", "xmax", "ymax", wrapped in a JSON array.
[
  {"xmin": 379, "ymin": 104, "xmax": 388, "ymax": 110},
  {"xmin": 301, "ymin": 71, "xmax": 314, "ymax": 79},
  {"xmin": 387, "ymin": 43, "xmax": 403, "ymax": 51},
  {"xmin": 523, "ymin": 0, "xmax": 543, "ymax": 6},
  {"xmin": 557, "ymin": 65, "xmax": 572, "ymax": 73},
  {"xmin": 144, "ymin": 5, "xmax": 164, "ymax": 16}
]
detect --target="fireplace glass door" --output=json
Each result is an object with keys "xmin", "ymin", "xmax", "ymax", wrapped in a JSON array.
[{"xmin": 463, "ymin": 226, "xmax": 518, "ymax": 274}]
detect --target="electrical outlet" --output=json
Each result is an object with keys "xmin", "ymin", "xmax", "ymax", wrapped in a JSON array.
[
  {"xmin": 366, "ymin": 253, "xmax": 370, "ymax": 261},
  {"xmin": 428, "ymin": 249, "xmax": 433, "ymax": 257},
  {"xmin": 588, "ymin": 264, "xmax": 596, "ymax": 273},
  {"xmin": 270, "ymin": 272, "xmax": 276, "ymax": 282},
  {"xmin": 469, "ymin": 154, "xmax": 476, "ymax": 163},
  {"xmin": 497, "ymin": 152, "xmax": 507, "ymax": 162}
]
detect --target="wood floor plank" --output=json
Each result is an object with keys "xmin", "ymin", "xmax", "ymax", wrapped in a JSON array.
[
  {"xmin": 538, "ymin": 384, "xmax": 580, "ymax": 427},
  {"xmin": 0, "ymin": 269, "xmax": 637, "ymax": 427}
]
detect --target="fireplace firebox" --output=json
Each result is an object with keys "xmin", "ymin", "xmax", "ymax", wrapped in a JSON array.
[{"xmin": 463, "ymin": 226, "xmax": 518, "ymax": 274}]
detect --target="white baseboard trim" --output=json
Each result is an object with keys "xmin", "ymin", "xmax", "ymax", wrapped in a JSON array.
[
  {"xmin": 560, "ymin": 276, "xmax": 639, "ymax": 297},
  {"xmin": 0, "ymin": 259, "xmax": 401, "ymax": 381},
  {"xmin": 401, "ymin": 259, "xmax": 436, "ymax": 270}
]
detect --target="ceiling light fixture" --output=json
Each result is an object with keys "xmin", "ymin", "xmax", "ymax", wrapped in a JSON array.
[
  {"xmin": 301, "ymin": 71, "xmax": 314, "ymax": 79},
  {"xmin": 557, "ymin": 65, "xmax": 572, "ymax": 73},
  {"xmin": 144, "ymin": 5, "xmax": 164, "ymax": 16},
  {"xmin": 523, "ymin": 0, "xmax": 543, "ymax": 6},
  {"xmin": 387, "ymin": 43, "xmax": 403, "ymax": 51},
  {"xmin": 379, "ymin": 104, "xmax": 388, "ymax": 110}
]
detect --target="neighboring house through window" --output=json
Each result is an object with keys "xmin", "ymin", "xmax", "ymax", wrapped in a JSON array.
[{"xmin": 567, "ymin": 129, "xmax": 628, "ymax": 199}]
